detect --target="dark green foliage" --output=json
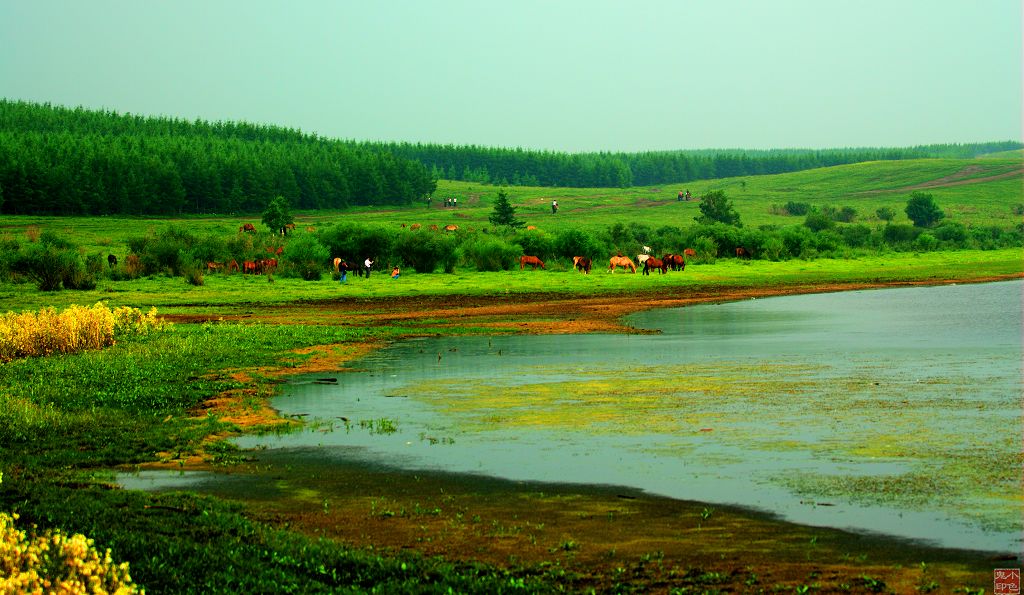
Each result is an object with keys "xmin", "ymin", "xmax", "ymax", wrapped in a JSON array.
[
  {"xmin": 553, "ymin": 228, "xmax": 604, "ymax": 259},
  {"xmin": 695, "ymin": 190, "xmax": 742, "ymax": 227},
  {"xmin": 395, "ymin": 231, "xmax": 458, "ymax": 273},
  {"xmin": 0, "ymin": 100, "xmax": 435, "ymax": 215},
  {"xmin": 317, "ymin": 223, "xmax": 396, "ymax": 265},
  {"xmin": 488, "ymin": 190, "xmax": 525, "ymax": 229},
  {"xmin": 876, "ymin": 207, "xmax": 896, "ymax": 221},
  {"xmin": 905, "ymin": 192, "xmax": 945, "ymax": 228},
  {"xmin": 784, "ymin": 201, "xmax": 811, "ymax": 216},
  {"xmin": 804, "ymin": 210, "xmax": 835, "ymax": 232},
  {"xmin": 8, "ymin": 242, "xmax": 88, "ymax": 291},
  {"xmin": 261, "ymin": 195, "xmax": 295, "ymax": 235},
  {"xmin": 835, "ymin": 206, "xmax": 858, "ymax": 223},
  {"xmin": 514, "ymin": 229, "xmax": 556, "ymax": 260},
  {"xmin": 883, "ymin": 223, "xmax": 922, "ymax": 246},
  {"xmin": 355, "ymin": 134, "xmax": 1022, "ymax": 189},
  {"xmin": 460, "ymin": 236, "xmax": 521, "ymax": 271},
  {"xmin": 933, "ymin": 221, "xmax": 968, "ymax": 243},
  {"xmin": 282, "ymin": 235, "xmax": 329, "ymax": 281},
  {"xmin": 841, "ymin": 224, "xmax": 873, "ymax": 248}
]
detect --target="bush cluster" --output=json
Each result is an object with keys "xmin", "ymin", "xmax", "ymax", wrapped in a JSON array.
[
  {"xmin": 0, "ymin": 510, "xmax": 141, "ymax": 594},
  {"xmin": 0, "ymin": 303, "xmax": 167, "ymax": 362}
]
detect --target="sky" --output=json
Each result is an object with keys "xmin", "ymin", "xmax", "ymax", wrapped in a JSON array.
[{"xmin": 1, "ymin": 0, "xmax": 1021, "ymax": 152}]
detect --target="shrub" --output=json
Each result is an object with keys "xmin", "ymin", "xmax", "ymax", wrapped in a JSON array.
[
  {"xmin": 914, "ymin": 233, "xmax": 939, "ymax": 251},
  {"xmin": 0, "ymin": 511, "xmax": 141, "ymax": 593},
  {"xmin": 0, "ymin": 303, "xmax": 167, "ymax": 362},
  {"xmin": 516, "ymin": 229, "xmax": 557, "ymax": 260},
  {"xmin": 552, "ymin": 228, "xmax": 602, "ymax": 259},
  {"xmin": 932, "ymin": 221, "xmax": 968, "ymax": 244},
  {"xmin": 876, "ymin": 207, "xmax": 896, "ymax": 221},
  {"xmin": 761, "ymin": 236, "xmax": 786, "ymax": 261},
  {"xmin": 836, "ymin": 206, "xmax": 858, "ymax": 223},
  {"xmin": 784, "ymin": 201, "xmax": 811, "ymax": 216},
  {"xmin": 691, "ymin": 236, "xmax": 718, "ymax": 263},
  {"xmin": 841, "ymin": 224, "xmax": 872, "ymax": 248},
  {"xmin": 394, "ymin": 231, "xmax": 458, "ymax": 273},
  {"xmin": 460, "ymin": 236, "xmax": 520, "ymax": 271},
  {"xmin": 282, "ymin": 235, "xmax": 329, "ymax": 281},
  {"xmin": 905, "ymin": 192, "xmax": 944, "ymax": 227},
  {"xmin": 804, "ymin": 210, "xmax": 834, "ymax": 232},
  {"xmin": 882, "ymin": 223, "xmax": 921, "ymax": 247},
  {"xmin": 8, "ymin": 244, "xmax": 79, "ymax": 291}
]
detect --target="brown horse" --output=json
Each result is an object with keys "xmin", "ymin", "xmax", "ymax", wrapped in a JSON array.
[
  {"xmin": 683, "ymin": 248, "xmax": 696, "ymax": 258},
  {"xmin": 239, "ymin": 223, "xmax": 256, "ymax": 233},
  {"xmin": 662, "ymin": 254, "xmax": 685, "ymax": 271},
  {"xmin": 520, "ymin": 255, "xmax": 545, "ymax": 270},
  {"xmin": 736, "ymin": 247, "xmax": 750, "ymax": 259},
  {"xmin": 643, "ymin": 257, "xmax": 667, "ymax": 275},
  {"xmin": 608, "ymin": 256, "xmax": 636, "ymax": 273},
  {"xmin": 572, "ymin": 256, "xmax": 592, "ymax": 274},
  {"xmin": 227, "ymin": 259, "xmax": 240, "ymax": 273}
]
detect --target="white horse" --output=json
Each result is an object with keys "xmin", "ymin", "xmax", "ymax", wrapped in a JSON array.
[{"xmin": 637, "ymin": 254, "xmax": 651, "ymax": 265}]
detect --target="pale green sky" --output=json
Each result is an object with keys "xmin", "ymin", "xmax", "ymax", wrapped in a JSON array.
[{"xmin": 2, "ymin": 0, "xmax": 1020, "ymax": 151}]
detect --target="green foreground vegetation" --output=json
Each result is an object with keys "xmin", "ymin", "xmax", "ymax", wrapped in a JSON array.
[{"xmin": 0, "ymin": 151, "xmax": 1020, "ymax": 591}]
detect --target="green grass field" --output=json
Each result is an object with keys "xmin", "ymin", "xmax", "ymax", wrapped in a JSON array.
[{"xmin": 0, "ymin": 156, "xmax": 1020, "ymax": 257}]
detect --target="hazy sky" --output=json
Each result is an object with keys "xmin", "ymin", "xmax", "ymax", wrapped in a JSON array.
[{"xmin": 2, "ymin": 0, "xmax": 1020, "ymax": 152}]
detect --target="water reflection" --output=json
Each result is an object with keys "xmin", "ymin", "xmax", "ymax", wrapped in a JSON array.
[{"xmin": 155, "ymin": 282, "xmax": 1024, "ymax": 552}]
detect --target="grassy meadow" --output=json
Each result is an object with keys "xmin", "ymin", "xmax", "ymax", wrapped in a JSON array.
[{"xmin": 0, "ymin": 155, "xmax": 1021, "ymax": 593}]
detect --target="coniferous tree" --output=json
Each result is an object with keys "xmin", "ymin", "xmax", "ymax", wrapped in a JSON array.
[{"xmin": 488, "ymin": 190, "xmax": 525, "ymax": 229}]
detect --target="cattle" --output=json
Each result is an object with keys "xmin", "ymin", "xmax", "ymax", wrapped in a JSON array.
[
  {"xmin": 239, "ymin": 223, "xmax": 257, "ymax": 233},
  {"xmin": 736, "ymin": 247, "xmax": 750, "ymax": 259},
  {"xmin": 107, "ymin": 254, "xmax": 118, "ymax": 268},
  {"xmin": 683, "ymin": 248, "xmax": 697, "ymax": 258},
  {"xmin": 520, "ymin": 255, "xmax": 545, "ymax": 270},
  {"xmin": 642, "ymin": 257, "xmax": 668, "ymax": 275}
]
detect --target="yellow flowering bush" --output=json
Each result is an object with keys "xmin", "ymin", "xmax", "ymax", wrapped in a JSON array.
[
  {"xmin": 0, "ymin": 511, "xmax": 142, "ymax": 594},
  {"xmin": 0, "ymin": 303, "xmax": 168, "ymax": 363}
]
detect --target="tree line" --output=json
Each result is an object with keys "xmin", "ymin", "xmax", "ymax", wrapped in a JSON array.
[
  {"xmin": 0, "ymin": 100, "xmax": 436, "ymax": 215},
  {"xmin": 349, "ymin": 140, "xmax": 1022, "ymax": 188},
  {"xmin": 1, "ymin": 99, "xmax": 1020, "ymax": 217}
]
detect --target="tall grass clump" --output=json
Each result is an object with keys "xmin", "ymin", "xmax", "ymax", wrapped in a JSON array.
[{"xmin": 0, "ymin": 303, "xmax": 167, "ymax": 362}]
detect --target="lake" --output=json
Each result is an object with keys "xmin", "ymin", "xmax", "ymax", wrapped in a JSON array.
[{"xmin": 128, "ymin": 281, "xmax": 1024, "ymax": 553}]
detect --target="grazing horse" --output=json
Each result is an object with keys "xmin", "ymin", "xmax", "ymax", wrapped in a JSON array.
[
  {"xmin": 608, "ymin": 256, "xmax": 636, "ymax": 273},
  {"xmin": 443, "ymin": 224, "xmax": 459, "ymax": 232},
  {"xmin": 641, "ymin": 245, "xmax": 652, "ymax": 254},
  {"xmin": 526, "ymin": 225, "xmax": 537, "ymax": 231},
  {"xmin": 683, "ymin": 248, "xmax": 696, "ymax": 258},
  {"xmin": 643, "ymin": 257, "xmax": 668, "ymax": 275},
  {"xmin": 429, "ymin": 224, "xmax": 439, "ymax": 231},
  {"xmin": 735, "ymin": 247, "xmax": 750, "ymax": 259},
  {"xmin": 107, "ymin": 254, "xmax": 117, "ymax": 268},
  {"xmin": 662, "ymin": 254, "xmax": 685, "ymax": 271},
  {"xmin": 239, "ymin": 223, "xmax": 257, "ymax": 233},
  {"xmin": 284, "ymin": 223, "xmax": 296, "ymax": 234},
  {"xmin": 410, "ymin": 223, "xmax": 421, "ymax": 231},
  {"xmin": 333, "ymin": 257, "xmax": 342, "ymax": 272},
  {"xmin": 520, "ymin": 255, "xmax": 545, "ymax": 270},
  {"xmin": 206, "ymin": 261, "xmax": 222, "ymax": 273},
  {"xmin": 636, "ymin": 254, "xmax": 651, "ymax": 265},
  {"xmin": 572, "ymin": 256, "xmax": 592, "ymax": 274},
  {"xmin": 243, "ymin": 260, "xmax": 258, "ymax": 275},
  {"xmin": 227, "ymin": 259, "xmax": 239, "ymax": 273}
]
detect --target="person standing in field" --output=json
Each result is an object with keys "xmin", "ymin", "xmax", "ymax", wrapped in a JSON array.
[
  {"xmin": 551, "ymin": 199, "xmax": 558, "ymax": 214},
  {"xmin": 364, "ymin": 257, "xmax": 374, "ymax": 278},
  {"xmin": 339, "ymin": 260, "xmax": 348, "ymax": 283},
  {"xmin": 453, "ymin": 197, "xmax": 458, "ymax": 208}
]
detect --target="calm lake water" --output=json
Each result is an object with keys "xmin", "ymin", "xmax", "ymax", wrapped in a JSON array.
[{"xmin": 128, "ymin": 281, "xmax": 1024, "ymax": 553}]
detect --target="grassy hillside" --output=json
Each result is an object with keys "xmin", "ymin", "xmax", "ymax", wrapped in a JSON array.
[{"xmin": 0, "ymin": 156, "xmax": 1019, "ymax": 256}]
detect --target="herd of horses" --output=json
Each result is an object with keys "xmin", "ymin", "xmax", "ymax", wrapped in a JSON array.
[{"xmin": 520, "ymin": 248, "xmax": 713, "ymax": 276}]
